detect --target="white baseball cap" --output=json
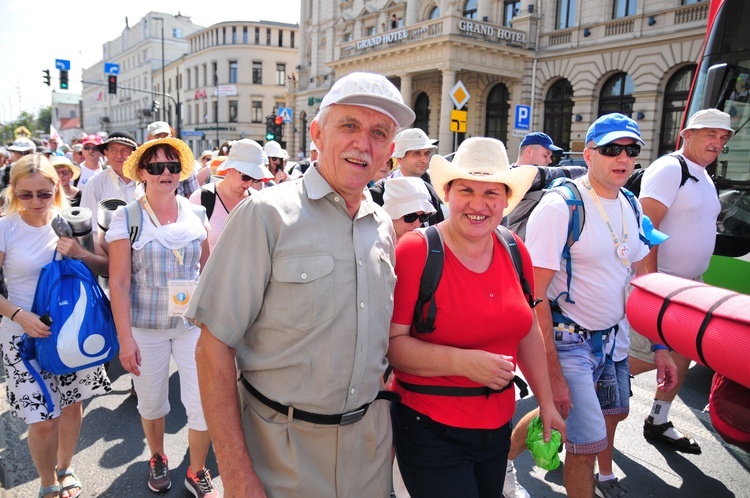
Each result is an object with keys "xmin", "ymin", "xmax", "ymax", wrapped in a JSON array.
[
  {"xmin": 217, "ymin": 139, "xmax": 274, "ymax": 181},
  {"xmin": 319, "ymin": 72, "xmax": 415, "ymax": 129},
  {"xmin": 8, "ymin": 137, "xmax": 36, "ymax": 152}
]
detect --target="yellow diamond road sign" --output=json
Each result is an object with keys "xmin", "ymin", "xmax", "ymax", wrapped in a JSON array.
[{"xmin": 450, "ymin": 81, "xmax": 470, "ymax": 110}]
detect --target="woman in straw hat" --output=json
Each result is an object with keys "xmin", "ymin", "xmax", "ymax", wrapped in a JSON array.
[
  {"xmin": 387, "ymin": 137, "xmax": 566, "ymax": 497},
  {"xmin": 0, "ymin": 153, "xmax": 111, "ymax": 498},
  {"xmin": 51, "ymin": 156, "xmax": 82, "ymax": 207},
  {"xmin": 105, "ymin": 138, "xmax": 218, "ymax": 496}
]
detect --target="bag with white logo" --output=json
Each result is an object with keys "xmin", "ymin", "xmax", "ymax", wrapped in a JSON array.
[{"xmin": 19, "ymin": 253, "xmax": 118, "ymax": 414}]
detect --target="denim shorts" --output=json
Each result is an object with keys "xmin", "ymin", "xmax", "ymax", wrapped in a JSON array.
[
  {"xmin": 555, "ymin": 332, "xmax": 608, "ymax": 455},
  {"xmin": 597, "ymin": 357, "xmax": 631, "ymax": 416}
]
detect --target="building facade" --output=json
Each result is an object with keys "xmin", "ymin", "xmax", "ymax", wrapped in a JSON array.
[{"xmin": 292, "ymin": 0, "xmax": 708, "ymax": 164}]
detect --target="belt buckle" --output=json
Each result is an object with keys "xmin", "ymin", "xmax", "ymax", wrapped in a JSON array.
[{"xmin": 339, "ymin": 407, "xmax": 366, "ymax": 425}]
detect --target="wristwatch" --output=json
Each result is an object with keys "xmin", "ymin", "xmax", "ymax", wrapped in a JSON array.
[{"xmin": 651, "ymin": 344, "xmax": 671, "ymax": 352}]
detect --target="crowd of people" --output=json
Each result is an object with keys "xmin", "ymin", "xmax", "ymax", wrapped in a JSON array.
[{"xmin": 0, "ymin": 70, "xmax": 734, "ymax": 498}]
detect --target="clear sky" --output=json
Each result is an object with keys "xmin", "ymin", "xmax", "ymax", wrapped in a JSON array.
[{"xmin": 0, "ymin": 0, "xmax": 301, "ymax": 123}]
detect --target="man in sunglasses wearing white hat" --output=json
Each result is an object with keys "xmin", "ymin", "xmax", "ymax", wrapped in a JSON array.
[
  {"xmin": 508, "ymin": 113, "xmax": 677, "ymax": 498},
  {"xmin": 187, "ymin": 71, "xmax": 414, "ymax": 496},
  {"xmin": 628, "ymin": 108, "xmax": 734, "ymax": 457}
]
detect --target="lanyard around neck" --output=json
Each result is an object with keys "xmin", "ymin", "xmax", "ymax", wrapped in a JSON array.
[
  {"xmin": 141, "ymin": 196, "xmax": 184, "ymax": 266},
  {"xmin": 582, "ymin": 178, "xmax": 630, "ymax": 267}
]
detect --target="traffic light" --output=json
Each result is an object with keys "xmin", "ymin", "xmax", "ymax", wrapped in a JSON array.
[
  {"xmin": 42, "ymin": 69, "xmax": 51, "ymax": 87},
  {"xmin": 265, "ymin": 115, "xmax": 275, "ymax": 141},
  {"xmin": 59, "ymin": 70, "xmax": 69, "ymax": 90},
  {"xmin": 273, "ymin": 115, "xmax": 284, "ymax": 141},
  {"xmin": 151, "ymin": 100, "xmax": 160, "ymax": 114},
  {"xmin": 108, "ymin": 75, "xmax": 117, "ymax": 94}
]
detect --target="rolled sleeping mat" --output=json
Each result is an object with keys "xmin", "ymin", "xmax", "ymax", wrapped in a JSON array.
[
  {"xmin": 98, "ymin": 198, "xmax": 127, "ymax": 232},
  {"xmin": 626, "ymin": 273, "xmax": 750, "ymax": 389},
  {"xmin": 60, "ymin": 207, "xmax": 94, "ymax": 253},
  {"xmin": 709, "ymin": 372, "xmax": 750, "ymax": 452}
]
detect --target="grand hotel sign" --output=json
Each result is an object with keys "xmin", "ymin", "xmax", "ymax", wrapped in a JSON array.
[{"xmin": 341, "ymin": 19, "xmax": 527, "ymax": 58}]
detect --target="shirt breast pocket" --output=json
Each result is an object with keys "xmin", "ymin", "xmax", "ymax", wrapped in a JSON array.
[{"xmin": 271, "ymin": 253, "xmax": 335, "ymax": 330}]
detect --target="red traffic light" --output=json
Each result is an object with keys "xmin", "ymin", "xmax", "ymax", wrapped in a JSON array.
[{"xmin": 274, "ymin": 115, "xmax": 284, "ymax": 125}]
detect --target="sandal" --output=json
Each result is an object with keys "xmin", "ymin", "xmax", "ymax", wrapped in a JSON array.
[
  {"xmin": 56, "ymin": 467, "xmax": 83, "ymax": 498},
  {"xmin": 643, "ymin": 419, "xmax": 702, "ymax": 454},
  {"xmin": 38, "ymin": 484, "xmax": 61, "ymax": 498}
]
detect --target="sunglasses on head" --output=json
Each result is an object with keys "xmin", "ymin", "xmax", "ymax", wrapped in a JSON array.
[
  {"xmin": 144, "ymin": 161, "xmax": 182, "ymax": 175},
  {"xmin": 594, "ymin": 144, "xmax": 641, "ymax": 158},
  {"xmin": 17, "ymin": 191, "xmax": 54, "ymax": 201},
  {"xmin": 403, "ymin": 212, "xmax": 431, "ymax": 224}
]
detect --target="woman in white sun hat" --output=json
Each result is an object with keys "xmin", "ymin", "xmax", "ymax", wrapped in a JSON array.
[
  {"xmin": 387, "ymin": 137, "xmax": 566, "ymax": 497},
  {"xmin": 383, "ymin": 176, "xmax": 436, "ymax": 242}
]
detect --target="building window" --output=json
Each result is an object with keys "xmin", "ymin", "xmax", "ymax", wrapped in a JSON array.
[
  {"xmin": 556, "ymin": 0, "xmax": 577, "ymax": 29},
  {"xmin": 659, "ymin": 65, "xmax": 696, "ymax": 156},
  {"xmin": 266, "ymin": 28, "xmax": 271, "ymax": 46},
  {"xmin": 255, "ymin": 27, "xmax": 260, "ymax": 44},
  {"xmin": 252, "ymin": 61, "xmax": 263, "ymax": 84},
  {"xmin": 276, "ymin": 63, "xmax": 286, "ymax": 86},
  {"xmin": 344, "ymin": 32, "xmax": 353, "ymax": 42},
  {"xmin": 598, "ymin": 72, "xmax": 635, "ymax": 118},
  {"xmin": 222, "ymin": 27, "xmax": 227, "ymax": 45},
  {"xmin": 229, "ymin": 61, "xmax": 238, "ymax": 84},
  {"xmin": 485, "ymin": 84, "xmax": 510, "ymax": 144},
  {"xmin": 229, "ymin": 101, "xmax": 238, "ymax": 123},
  {"xmin": 503, "ymin": 1, "xmax": 520, "ymax": 26},
  {"xmin": 613, "ymin": 0, "xmax": 637, "ymax": 19},
  {"xmin": 173, "ymin": 28, "xmax": 183, "ymax": 38},
  {"xmin": 291, "ymin": 31, "xmax": 295, "ymax": 48},
  {"xmin": 211, "ymin": 62, "xmax": 218, "ymax": 86},
  {"xmin": 243, "ymin": 27, "xmax": 248, "ymax": 44},
  {"xmin": 232, "ymin": 27, "xmax": 237, "ymax": 44},
  {"xmin": 681, "ymin": 0, "xmax": 703, "ymax": 4},
  {"xmin": 414, "ymin": 93, "xmax": 430, "ymax": 135},
  {"xmin": 463, "ymin": 0, "xmax": 478, "ymax": 19},
  {"xmin": 213, "ymin": 100, "xmax": 219, "ymax": 123},
  {"xmin": 366, "ymin": 26, "xmax": 376, "ymax": 36},
  {"xmin": 279, "ymin": 30, "xmax": 284, "ymax": 47},
  {"xmin": 428, "ymin": 6, "xmax": 440, "ymax": 20},
  {"xmin": 252, "ymin": 101, "xmax": 263, "ymax": 123},
  {"xmin": 544, "ymin": 79, "xmax": 574, "ymax": 156}
]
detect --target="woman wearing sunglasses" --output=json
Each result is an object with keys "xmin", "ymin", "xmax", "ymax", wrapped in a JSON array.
[
  {"xmin": 51, "ymin": 156, "xmax": 82, "ymax": 207},
  {"xmin": 386, "ymin": 138, "xmax": 566, "ymax": 497},
  {"xmin": 382, "ymin": 176, "xmax": 436, "ymax": 242},
  {"xmin": 0, "ymin": 153, "xmax": 112, "ymax": 498},
  {"xmin": 106, "ymin": 138, "xmax": 218, "ymax": 497},
  {"xmin": 189, "ymin": 139, "xmax": 273, "ymax": 252}
]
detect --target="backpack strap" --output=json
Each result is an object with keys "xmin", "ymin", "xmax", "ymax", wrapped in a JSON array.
[
  {"xmin": 669, "ymin": 153, "xmax": 700, "ymax": 187},
  {"xmin": 124, "ymin": 199, "xmax": 143, "ymax": 246},
  {"xmin": 412, "ymin": 226, "xmax": 444, "ymax": 334},
  {"xmin": 494, "ymin": 226, "xmax": 540, "ymax": 308},
  {"xmin": 200, "ymin": 184, "xmax": 217, "ymax": 219},
  {"xmin": 18, "ymin": 336, "xmax": 55, "ymax": 413},
  {"xmin": 548, "ymin": 178, "xmax": 585, "ymax": 305}
]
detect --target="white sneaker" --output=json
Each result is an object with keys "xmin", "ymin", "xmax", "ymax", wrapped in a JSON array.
[{"xmin": 503, "ymin": 460, "xmax": 531, "ymax": 498}]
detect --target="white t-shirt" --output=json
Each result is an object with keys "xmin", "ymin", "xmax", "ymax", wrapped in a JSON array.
[
  {"xmin": 77, "ymin": 164, "xmax": 102, "ymax": 187},
  {"xmin": 639, "ymin": 153, "xmax": 720, "ymax": 279},
  {"xmin": 0, "ymin": 212, "xmax": 58, "ymax": 320},
  {"xmin": 526, "ymin": 177, "xmax": 650, "ymax": 331}
]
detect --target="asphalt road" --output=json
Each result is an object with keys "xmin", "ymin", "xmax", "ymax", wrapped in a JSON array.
[{"xmin": 2, "ymin": 357, "xmax": 748, "ymax": 497}]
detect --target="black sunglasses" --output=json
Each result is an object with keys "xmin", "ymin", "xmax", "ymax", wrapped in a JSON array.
[
  {"xmin": 83, "ymin": 145, "xmax": 98, "ymax": 151},
  {"xmin": 17, "ymin": 191, "xmax": 54, "ymax": 200},
  {"xmin": 403, "ymin": 212, "xmax": 431, "ymax": 224},
  {"xmin": 594, "ymin": 144, "xmax": 641, "ymax": 158},
  {"xmin": 238, "ymin": 171, "xmax": 260, "ymax": 183},
  {"xmin": 144, "ymin": 161, "xmax": 182, "ymax": 175}
]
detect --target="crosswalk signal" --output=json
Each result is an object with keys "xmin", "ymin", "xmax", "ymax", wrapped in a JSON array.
[
  {"xmin": 42, "ymin": 69, "xmax": 51, "ymax": 87},
  {"xmin": 59, "ymin": 70, "xmax": 69, "ymax": 90},
  {"xmin": 265, "ymin": 115, "xmax": 275, "ymax": 141},
  {"xmin": 273, "ymin": 115, "xmax": 284, "ymax": 141},
  {"xmin": 108, "ymin": 75, "xmax": 117, "ymax": 95}
]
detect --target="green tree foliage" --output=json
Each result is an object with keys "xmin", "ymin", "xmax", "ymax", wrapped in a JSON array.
[{"xmin": 1, "ymin": 109, "xmax": 50, "ymax": 146}]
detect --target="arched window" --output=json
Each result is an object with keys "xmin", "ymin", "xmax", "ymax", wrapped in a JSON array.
[
  {"xmin": 463, "ymin": 0, "xmax": 478, "ymax": 19},
  {"xmin": 414, "ymin": 93, "xmax": 431, "ymax": 135},
  {"xmin": 544, "ymin": 79, "xmax": 574, "ymax": 153},
  {"xmin": 485, "ymin": 84, "xmax": 510, "ymax": 143},
  {"xmin": 659, "ymin": 65, "xmax": 696, "ymax": 156},
  {"xmin": 428, "ymin": 6, "xmax": 440, "ymax": 20},
  {"xmin": 598, "ymin": 72, "xmax": 635, "ymax": 117}
]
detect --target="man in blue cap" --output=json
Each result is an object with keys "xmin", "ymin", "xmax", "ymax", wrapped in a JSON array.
[
  {"xmin": 514, "ymin": 132, "xmax": 563, "ymax": 166},
  {"xmin": 504, "ymin": 113, "xmax": 677, "ymax": 498}
]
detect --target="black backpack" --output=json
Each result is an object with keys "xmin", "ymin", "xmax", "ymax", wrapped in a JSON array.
[{"xmin": 624, "ymin": 153, "xmax": 698, "ymax": 197}]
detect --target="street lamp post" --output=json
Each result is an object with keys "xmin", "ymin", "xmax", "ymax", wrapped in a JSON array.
[{"xmin": 153, "ymin": 16, "xmax": 166, "ymax": 123}]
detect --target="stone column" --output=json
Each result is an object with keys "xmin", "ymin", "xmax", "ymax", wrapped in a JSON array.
[
  {"xmin": 400, "ymin": 73, "xmax": 413, "ymax": 112},
  {"xmin": 406, "ymin": 0, "xmax": 419, "ymax": 26},
  {"xmin": 438, "ymin": 69, "xmax": 456, "ymax": 156}
]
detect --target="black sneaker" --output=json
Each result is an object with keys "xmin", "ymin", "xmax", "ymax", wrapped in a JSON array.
[
  {"xmin": 594, "ymin": 473, "xmax": 630, "ymax": 498},
  {"xmin": 148, "ymin": 453, "xmax": 171, "ymax": 493}
]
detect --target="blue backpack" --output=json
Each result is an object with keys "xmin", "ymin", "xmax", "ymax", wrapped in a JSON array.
[{"xmin": 20, "ymin": 253, "xmax": 118, "ymax": 412}]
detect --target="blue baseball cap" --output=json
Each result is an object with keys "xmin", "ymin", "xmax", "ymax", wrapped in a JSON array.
[
  {"xmin": 586, "ymin": 113, "xmax": 645, "ymax": 146},
  {"xmin": 520, "ymin": 132, "xmax": 563, "ymax": 155}
]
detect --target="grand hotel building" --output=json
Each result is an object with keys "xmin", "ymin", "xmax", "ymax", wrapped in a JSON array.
[{"xmin": 291, "ymin": 0, "xmax": 708, "ymax": 164}]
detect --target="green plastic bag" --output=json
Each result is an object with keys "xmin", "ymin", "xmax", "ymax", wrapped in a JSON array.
[{"xmin": 525, "ymin": 415, "xmax": 562, "ymax": 470}]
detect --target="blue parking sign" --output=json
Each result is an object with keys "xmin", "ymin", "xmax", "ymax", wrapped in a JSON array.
[{"xmin": 515, "ymin": 105, "xmax": 531, "ymax": 130}]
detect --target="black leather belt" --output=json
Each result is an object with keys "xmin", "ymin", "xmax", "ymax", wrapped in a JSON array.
[
  {"xmin": 397, "ymin": 376, "xmax": 529, "ymax": 399},
  {"xmin": 240, "ymin": 375, "xmax": 399, "ymax": 426}
]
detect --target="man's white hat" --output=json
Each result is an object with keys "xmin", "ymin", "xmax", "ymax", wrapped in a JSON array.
[
  {"xmin": 8, "ymin": 137, "xmax": 35, "ymax": 152},
  {"xmin": 681, "ymin": 109, "xmax": 734, "ymax": 139},
  {"xmin": 319, "ymin": 72, "xmax": 415, "ymax": 128},
  {"xmin": 392, "ymin": 128, "xmax": 438, "ymax": 158},
  {"xmin": 147, "ymin": 121, "xmax": 171, "ymax": 136}
]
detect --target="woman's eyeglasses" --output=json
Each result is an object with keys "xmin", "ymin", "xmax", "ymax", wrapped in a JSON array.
[
  {"xmin": 593, "ymin": 144, "xmax": 641, "ymax": 158},
  {"xmin": 403, "ymin": 212, "xmax": 431, "ymax": 223},
  {"xmin": 237, "ymin": 171, "xmax": 261, "ymax": 183},
  {"xmin": 16, "ymin": 191, "xmax": 54, "ymax": 200},
  {"xmin": 144, "ymin": 161, "xmax": 182, "ymax": 175}
]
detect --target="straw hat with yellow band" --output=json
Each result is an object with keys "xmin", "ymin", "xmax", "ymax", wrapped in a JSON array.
[
  {"xmin": 50, "ymin": 156, "xmax": 82, "ymax": 181},
  {"xmin": 123, "ymin": 137, "xmax": 195, "ymax": 182},
  {"xmin": 429, "ymin": 137, "xmax": 538, "ymax": 217}
]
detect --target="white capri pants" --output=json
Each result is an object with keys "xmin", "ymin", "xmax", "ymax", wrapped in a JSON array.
[{"xmin": 131, "ymin": 320, "xmax": 207, "ymax": 431}]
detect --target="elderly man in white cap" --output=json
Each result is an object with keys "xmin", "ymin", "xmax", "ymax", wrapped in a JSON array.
[
  {"xmin": 628, "ymin": 108, "xmax": 735, "ymax": 457},
  {"xmin": 187, "ymin": 71, "xmax": 414, "ymax": 496}
]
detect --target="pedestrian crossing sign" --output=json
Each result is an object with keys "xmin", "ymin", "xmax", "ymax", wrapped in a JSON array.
[{"xmin": 278, "ymin": 107, "xmax": 293, "ymax": 124}]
